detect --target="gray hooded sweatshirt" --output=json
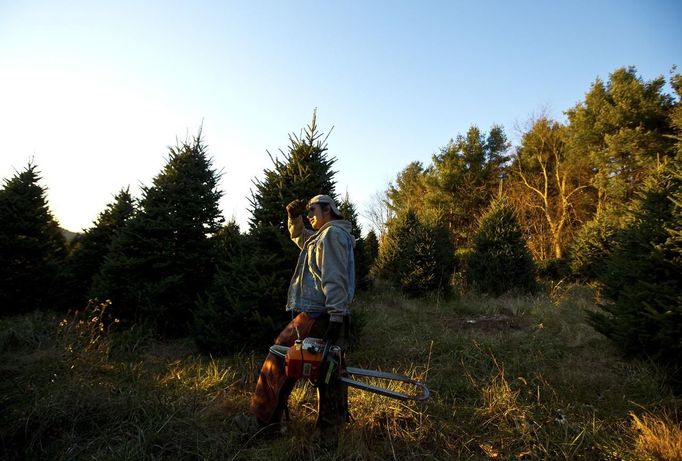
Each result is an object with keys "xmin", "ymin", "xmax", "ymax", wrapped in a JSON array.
[{"xmin": 286, "ymin": 216, "xmax": 356, "ymax": 322}]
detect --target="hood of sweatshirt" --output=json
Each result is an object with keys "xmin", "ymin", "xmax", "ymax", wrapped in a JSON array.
[{"xmin": 318, "ymin": 219, "xmax": 356, "ymax": 247}]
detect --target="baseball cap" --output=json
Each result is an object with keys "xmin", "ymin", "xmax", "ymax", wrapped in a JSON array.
[{"xmin": 308, "ymin": 194, "xmax": 343, "ymax": 218}]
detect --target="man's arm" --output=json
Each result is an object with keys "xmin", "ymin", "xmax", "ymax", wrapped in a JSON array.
[
  {"xmin": 288, "ymin": 215, "xmax": 313, "ymax": 249},
  {"xmin": 286, "ymin": 198, "xmax": 312, "ymax": 249}
]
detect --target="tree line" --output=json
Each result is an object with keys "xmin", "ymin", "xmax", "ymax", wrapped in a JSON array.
[
  {"xmin": 0, "ymin": 115, "xmax": 377, "ymax": 352},
  {"xmin": 372, "ymin": 66, "xmax": 681, "ymax": 387},
  {"xmin": 0, "ymin": 67, "xmax": 679, "ymax": 386}
]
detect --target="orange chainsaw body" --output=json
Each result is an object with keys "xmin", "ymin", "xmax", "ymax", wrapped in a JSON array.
[{"xmin": 285, "ymin": 338, "xmax": 326, "ymax": 380}]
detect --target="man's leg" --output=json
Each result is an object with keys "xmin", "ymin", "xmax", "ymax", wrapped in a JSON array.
[
  {"xmin": 315, "ymin": 317, "xmax": 348, "ymax": 445},
  {"xmin": 250, "ymin": 313, "xmax": 317, "ymax": 424}
]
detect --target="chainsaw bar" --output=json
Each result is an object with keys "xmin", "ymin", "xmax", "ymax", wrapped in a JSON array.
[
  {"xmin": 269, "ymin": 343, "xmax": 430, "ymax": 402},
  {"xmin": 341, "ymin": 367, "xmax": 431, "ymax": 401}
]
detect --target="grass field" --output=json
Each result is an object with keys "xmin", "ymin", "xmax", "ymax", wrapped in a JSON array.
[{"xmin": 1, "ymin": 283, "xmax": 681, "ymax": 460}]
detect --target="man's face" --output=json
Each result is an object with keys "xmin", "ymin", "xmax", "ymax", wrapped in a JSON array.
[{"xmin": 307, "ymin": 203, "xmax": 329, "ymax": 230}]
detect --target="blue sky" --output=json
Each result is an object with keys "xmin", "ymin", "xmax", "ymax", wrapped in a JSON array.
[{"xmin": 1, "ymin": 0, "xmax": 680, "ymax": 234}]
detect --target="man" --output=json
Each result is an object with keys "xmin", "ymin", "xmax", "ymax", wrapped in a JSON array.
[{"xmin": 236, "ymin": 194, "xmax": 356, "ymax": 443}]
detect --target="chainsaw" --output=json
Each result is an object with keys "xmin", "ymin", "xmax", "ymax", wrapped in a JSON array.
[{"xmin": 269, "ymin": 337, "xmax": 430, "ymax": 401}]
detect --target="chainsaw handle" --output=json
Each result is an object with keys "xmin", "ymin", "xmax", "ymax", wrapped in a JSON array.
[
  {"xmin": 269, "ymin": 345, "xmax": 288, "ymax": 358},
  {"xmin": 316, "ymin": 341, "xmax": 332, "ymax": 382}
]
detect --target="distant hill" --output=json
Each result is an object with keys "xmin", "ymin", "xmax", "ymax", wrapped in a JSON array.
[{"xmin": 60, "ymin": 228, "xmax": 80, "ymax": 243}]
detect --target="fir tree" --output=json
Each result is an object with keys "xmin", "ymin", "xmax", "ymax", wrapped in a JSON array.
[
  {"xmin": 364, "ymin": 230, "xmax": 379, "ymax": 272},
  {"xmin": 588, "ymin": 161, "xmax": 681, "ymax": 386},
  {"xmin": 423, "ymin": 125, "xmax": 510, "ymax": 246},
  {"xmin": 376, "ymin": 210, "xmax": 454, "ymax": 297},
  {"xmin": 249, "ymin": 110, "xmax": 337, "ymax": 231},
  {"xmin": 339, "ymin": 194, "xmax": 371, "ymax": 290},
  {"xmin": 60, "ymin": 188, "xmax": 135, "ymax": 309},
  {"xmin": 566, "ymin": 66, "xmax": 676, "ymax": 212},
  {"xmin": 569, "ymin": 206, "xmax": 625, "ymax": 281},
  {"xmin": 92, "ymin": 132, "xmax": 223, "ymax": 336},
  {"xmin": 375, "ymin": 210, "xmax": 419, "ymax": 287},
  {"xmin": 193, "ymin": 222, "xmax": 283, "ymax": 352},
  {"xmin": 0, "ymin": 163, "xmax": 67, "ymax": 314},
  {"xmin": 402, "ymin": 218, "xmax": 454, "ymax": 297},
  {"xmin": 466, "ymin": 198, "xmax": 537, "ymax": 296},
  {"xmin": 243, "ymin": 111, "xmax": 339, "ymax": 334}
]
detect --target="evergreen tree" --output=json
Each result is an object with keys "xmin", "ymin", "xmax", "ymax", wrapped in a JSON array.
[
  {"xmin": 386, "ymin": 161, "xmax": 428, "ymax": 217},
  {"xmin": 386, "ymin": 126, "xmax": 510, "ymax": 249},
  {"xmin": 423, "ymin": 125, "xmax": 510, "ymax": 246},
  {"xmin": 569, "ymin": 206, "xmax": 625, "ymax": 281},
  {"xmin": 375, "ymin": 210, "xmax": 418, "ymax": 287},
  {"xmin": 92, "ymin": 132, "xmax": 223, "ymax": 336},
  {"xmin": 364, "ymin": 229, "xmax": 379, "ymax": 272},
  {"xmin": 466, "ymin": 198, "xmax": 537, "ymax": 296},
  {"xmin": 566, "ymin": 66, "xmax": 676, "ymax": 213},
  {"xmin": 671, "ymin": 73, "xmax": 682, "ymax": 155},
  {"xmin": 193, "ymin": 222, "xmax": 283, "ymax": 352},
  {"xmin": 588, "ymin": 161, "xmax": 681, "ymax": 386},
  {"xmin": 376, "ymin": 210, "xmax": 454, "ymax": 297},
  {"xmin": 402, "ymin": 218, "xmax": 454, "ymax": 297},
  {"xmin": 60, "ymin": 188, "xmax": 135, "ymax": 309},
  {"xmin": 249, "ymin": 110, "xmax": 337, "ymax": 231},
  {"xmin": 244, "ymin": 111, "xmax": 339, "ymax": 332},
  {"xmin": 0, "ymin": 163, "xmax": 67, "ymax": 314},
  {"xmin": 339, "ymin": 194, "xmax": 371, "ymax": 290}
]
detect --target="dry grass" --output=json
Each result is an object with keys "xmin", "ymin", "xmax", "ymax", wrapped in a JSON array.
[
  {"xmin": 1, "ymin": 285, "xmax": 681, "ymax": 460},
  {"xmin": 628, "ymin": 411, "xmax": 682, "ymax": 461}
]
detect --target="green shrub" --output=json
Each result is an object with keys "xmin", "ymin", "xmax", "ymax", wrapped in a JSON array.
[
  {"xmin": 375, "ymin": 210, "xmax": 454, "ymax": 297},
  {"xmin": 569, "ymin": 208, "xmax": 624, "ymax": 281},
  {"xmin": 536, "ymin": 257, "xmax": 570, "ymax": 281},
  {"xmin": 466, "ymin": 198, "xmax": 537, "ymax": 296}
]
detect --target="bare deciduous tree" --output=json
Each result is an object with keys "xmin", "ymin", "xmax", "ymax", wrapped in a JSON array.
[
  {"xmin": 363, "ymin": 188, "xmax": 393, "ymax": 237},
  {"xmin": 514, "ymin": 117, "xmax": 591, "ymax": 259}
]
